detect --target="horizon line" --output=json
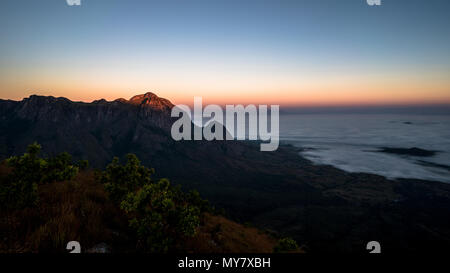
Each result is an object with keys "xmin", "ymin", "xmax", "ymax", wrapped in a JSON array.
[
  {"xmin": 1, "ymin": 93, "xmax": 450, "ymax": 115},
  {"xmin": 2, "ymin": 93, "xmax": 450, "ymax": 108}
]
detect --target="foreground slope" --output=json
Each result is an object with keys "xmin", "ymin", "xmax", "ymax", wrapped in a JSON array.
[{"xmin": 0, "ymin": 165, "xmax": 278, "ymax": 253}]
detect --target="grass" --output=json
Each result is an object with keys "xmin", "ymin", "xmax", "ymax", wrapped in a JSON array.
[
  {"xmin": 0, "ymin": 164, "xmax": 283, "ymax": 253},
  {"xmin": 0, "ymin": 167, "xmax": 129, "ymax": 253},
  {"xmin": 185, "ymin": 213, "xmax": 278, "ymax": 253}
]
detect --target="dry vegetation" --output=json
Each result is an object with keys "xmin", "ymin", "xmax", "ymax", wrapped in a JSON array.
[
  {"xmin": 0, "ymin": 168, "xmax": 129, "ymax": 253},
  {"xmin": 0, "ymin": 164, "xmax": 284, "ymax": 253},
  {"xmin": 186, "ymin": 213, "xmax": 277, "ymax": 253}
]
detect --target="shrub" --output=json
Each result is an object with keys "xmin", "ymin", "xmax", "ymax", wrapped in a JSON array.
[
  {"xmin": 42, "ymin": 152, "xmax": 79, "ymax": 183},
  {"xmin": 186, "ymin": 189, "xmax": 211, "ymax": 213},
  {"xmin": 1, "ymin": 143, "xmax": 43, "ymax": 208},
  {"xmin": 120, "ymin": 179, "xmax": 200, "ymax": 252},
  {"xmin": 100, "ymin": 154, "xmax": 153, "ymax": 202},
  {"xmin": 0, "ymin": 143, "xmax": 79, "ymax": 209},
  {"xmin": 274, "ymin": 237, "xmax": 299, "ymax": 253},
  {"xmin": 77, "ymin": 160, "xmax": 89, "ymax": 170},
  {"xmin": 101, "ymin": 154, "xmax": 203, "ymax": 252}
]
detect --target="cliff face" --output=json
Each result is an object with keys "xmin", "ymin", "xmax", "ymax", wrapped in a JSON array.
[
  {"xmin": 12, "ymin": 92, "xmax": 174, "ymax": 128},
  {"xmin": 0, "ymin": 92, "xmax": 176, "ymax": 167}
]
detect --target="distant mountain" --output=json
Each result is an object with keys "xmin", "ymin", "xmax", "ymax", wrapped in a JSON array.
[{"xmin": 1, "ymin": 92, "xmax": 450, "ymax": 253}]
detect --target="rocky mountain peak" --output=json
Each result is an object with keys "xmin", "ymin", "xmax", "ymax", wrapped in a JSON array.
[{"xmin": 128, "ymin": 92, "xmax": 174, "ymax": 111}]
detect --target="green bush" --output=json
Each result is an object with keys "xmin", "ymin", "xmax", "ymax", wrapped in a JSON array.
[
  {"xmin": 42, "ymin": 152, "xmax": 79, "ymax": 183},
  {"xmin": 274, "ymin": 237, "xmax": 299, "ymax": 253},
  {"xmin": 77, "ymin": 159, "xmax": 89, "ymax": 170},
  {"xmin": 0, "ymin": 143, "xmax": 79, "ymax": 209},
  {"xmin": 100, "ymin": 154, "xmax": 153, "ymax": 202},
  {"xmin": 1, "ymin": 143, "xmax": 43, "ymax": 208},
  {"xmin": 101, "ymin": 154, "xmax": 203, "ymax": 252},
  {"xmin": 186, "ymin": 189, "xmax": 211, "ymax": 213}
]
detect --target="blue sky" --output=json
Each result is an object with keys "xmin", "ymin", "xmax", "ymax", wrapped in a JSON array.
[{"xmin": 0, "ymin": 0, "xmax": 449, "ymax": 105}]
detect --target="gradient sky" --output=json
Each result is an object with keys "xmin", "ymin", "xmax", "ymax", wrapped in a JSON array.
[{"xmin": 0, "ymin": 0, "xmax": 449, "ymax": 106}]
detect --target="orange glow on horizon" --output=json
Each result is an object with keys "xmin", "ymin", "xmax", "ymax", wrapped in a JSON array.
[
  {"xmin": 1, "ymin": 68, "xmax": 449, "ymax": 107},
  {"xmin": 2, "ymin": 87, "xmax": 449, "ymax": 108}
]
